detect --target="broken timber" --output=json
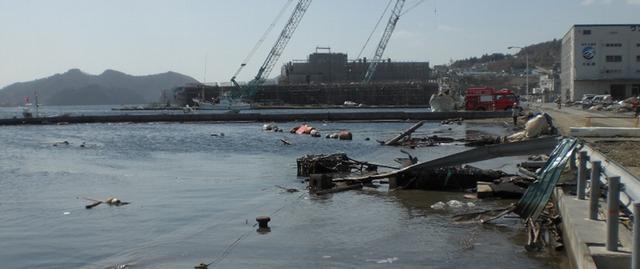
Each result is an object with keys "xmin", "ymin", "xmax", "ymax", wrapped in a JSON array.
[
  {"xmin": 384, "ymin": 121, "xmax": 424, "ymax": 146},
  {"xmin": 338, "ymin": 136, "xmax": 560, "ymax": 187}
]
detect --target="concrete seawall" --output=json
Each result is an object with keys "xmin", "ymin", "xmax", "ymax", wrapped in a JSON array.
[{"xmin": 0, "ymin": 111, "xmax": 510, "ymax": 126}]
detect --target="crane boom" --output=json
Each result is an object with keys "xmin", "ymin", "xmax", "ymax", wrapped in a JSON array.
[
  {"xmin": 254, "ymin": 0, "xmax": 312, "ymax": 84},
  {"xmin": 363, "ymin": 0, "xmax": 405, "ymax": 83}
]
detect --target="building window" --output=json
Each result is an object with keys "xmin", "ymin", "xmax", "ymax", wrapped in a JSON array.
[
  {"xmin": 583, "ymin": 30, "xmax": 591, "ymax": 35},
  {"xmin": 606, "ymin": 55, "xmax": 623, "ymax": 62},
  {"xmin": 605, "ymin": 43, "xmax": 622, "ymax": 47}
]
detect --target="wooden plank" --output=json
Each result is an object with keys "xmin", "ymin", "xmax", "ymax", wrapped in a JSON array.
[{"xmin": 384, "ymin": 121, "xmax": 424, "ymax": 146}]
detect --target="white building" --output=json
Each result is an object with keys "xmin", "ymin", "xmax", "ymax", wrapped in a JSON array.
[{"xmin": 561, "ymin": 24, "xmax": 640, "ymax": 102}]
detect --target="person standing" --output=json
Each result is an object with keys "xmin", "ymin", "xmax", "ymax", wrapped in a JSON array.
[
  {"xmin": 633, "ymin": 96, "xmax": 640, "ymax": 117},
  {"xmin": 512, "ymin": 102, "xmax": 520, "ymax": 126}
]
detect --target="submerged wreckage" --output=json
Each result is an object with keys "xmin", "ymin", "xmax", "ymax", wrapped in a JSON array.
[
  {"xmin": 293, "ymin": 111, "xmax": 585, "ymax": 253},
  {"xmin": 298, "ymin": 136, "xmax": 559, "ymax": 196},
  {"xmin": 297, "ymin": 114, "xmax": 559, "ymax": 198}
]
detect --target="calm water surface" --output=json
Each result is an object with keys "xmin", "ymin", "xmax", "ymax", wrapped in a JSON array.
[{"xmin": 0, "ymin": 112, "xmax": 566, "ymax": 268}]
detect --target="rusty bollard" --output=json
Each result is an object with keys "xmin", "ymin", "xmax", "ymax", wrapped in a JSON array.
[{"xmin": 256, "ymin": 216, "xmax": 271, "ymax": 234}]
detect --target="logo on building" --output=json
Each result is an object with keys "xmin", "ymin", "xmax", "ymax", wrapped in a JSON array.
[{"xmin": 582, "ymin": 46, "xmax": 595, "ymax": 60}]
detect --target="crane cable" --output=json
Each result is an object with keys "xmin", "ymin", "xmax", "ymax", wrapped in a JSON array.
[
  {"xmin": 356, "ymin": 0, "xmax": 394, "ymax": 59},
  {"xmin": 357, "ymin": 0, "xmax": 428, "ymax": 60},
  {"xmin": 399, "ymin": 0, "xmax": 428, "ymax": 17},
  {"xmin": 232, "ymin": 0, "xmax": 294, "ymax": 78}
]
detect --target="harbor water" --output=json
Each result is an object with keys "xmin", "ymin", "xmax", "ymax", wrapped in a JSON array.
[{"xmin": 0, "ymin": 107, "xmax": 567, "ymax": 268}]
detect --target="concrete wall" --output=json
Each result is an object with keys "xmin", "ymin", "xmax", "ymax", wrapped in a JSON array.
[{"xmin": 252, "ymin": 82, "xmax": 439, "ymax": 105}]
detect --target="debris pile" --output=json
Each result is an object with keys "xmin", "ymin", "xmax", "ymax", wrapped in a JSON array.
[
  {"xmin": 392, "ymin": 165, "xmax": 514, "ymax": 191},
  {"xmin": 571, "ymin": 94, "xmax": 638, "ymax": 113},
  {"xmin": 296, "ymin": 153, "xmax": 377, "ymax": 177},
  {"xmin": 507, "ymin": 113, "xmax": 556, "ymax": 142}
]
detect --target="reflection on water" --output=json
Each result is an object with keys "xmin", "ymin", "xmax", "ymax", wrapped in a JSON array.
[{"xmin": 0, "ymin": 116, "xmax": 566, "ymax": 268}]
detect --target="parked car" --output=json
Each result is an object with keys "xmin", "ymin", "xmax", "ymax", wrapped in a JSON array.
[
  {"xmin": 579, "ymin": 94, "xmax": 596, "ymax": 109},
  {"xmin": 583, "ymin": 94, "xmax": 613, "ymax": 109}
]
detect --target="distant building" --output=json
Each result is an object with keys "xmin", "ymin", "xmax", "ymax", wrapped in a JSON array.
[
  {"xmin": 279, "ymin": 49, "xmax": 430, "ymax": 84},
  {"xmin": 538, "ymin": 72, "xmax": 560, "ymax": 102},
  {"xmin": 561, "ymin": 24, "xmax": 640, "ymax": 102}
]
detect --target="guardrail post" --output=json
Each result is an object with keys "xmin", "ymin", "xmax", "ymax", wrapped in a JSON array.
[
  {"xmin": 633, "ymin": 203, "xmax": 640, "ymax": 269},
  {"xmin": 589, "ymin": 161, "xmax": 602, "ymax": 220},
  {"xmin": 570, "ymin": 149, "xmax": 577, "ymax": 171},
  {"xmin": 577, "ymin": 151, "xmax": 588, "ymax": 200},
  {"xmin": 607, "ymin": 176, "xmax": 620, "ymax": 252}
]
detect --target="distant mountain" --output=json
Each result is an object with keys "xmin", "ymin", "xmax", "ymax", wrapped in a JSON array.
[
  {"xmin": 451, "ymin": 39, "xmax": 561, "ymax": 72},
  {"xmin": 0, "ymin": 69, "xmax": 199, "ymax": 106}
]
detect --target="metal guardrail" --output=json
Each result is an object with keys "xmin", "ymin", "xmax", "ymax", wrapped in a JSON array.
[
  {"xmin": 575, "ymin": 143, "xmax": 640, "ymax": 267},
  {"xmin": 581, "ymin": 144, "xmax": 640, "ymax": 209}
]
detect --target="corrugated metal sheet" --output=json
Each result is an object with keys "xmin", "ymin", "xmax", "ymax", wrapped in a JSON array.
[{"xmin": 514, "ymin": 138, "xmax": 578, "ymax": 220}]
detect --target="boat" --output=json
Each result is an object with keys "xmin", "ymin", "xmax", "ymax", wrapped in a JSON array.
[
  {"xmin": 429, "ymin": 91, "xmax": 456, "ymax": 112},
  {"xmin": 193, "ymin": 92, "xmax": 251, "ymax": 111},
  {"xmin": 21, "ymin": 104, "xmax": 33, "ymax": 118},
  {"xmin": 20, "ymin": 94, "xmax": 40, "ymax": 118}
]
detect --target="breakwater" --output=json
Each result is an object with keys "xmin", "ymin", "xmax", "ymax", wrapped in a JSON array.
[{"xmin": 0, "ymin": 111, "xmax": 510, "ymax": 126}]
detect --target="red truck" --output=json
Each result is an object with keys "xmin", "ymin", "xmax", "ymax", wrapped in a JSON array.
[{"xmin": 465, "ymin": 87, "xmax": 519, "ymax": 111}]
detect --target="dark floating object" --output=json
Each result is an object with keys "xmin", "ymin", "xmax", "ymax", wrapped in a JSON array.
[
  {"xmin": 80, "ymin": 197, "xmax": 130, "ymax": 209},
  {"xmin": 194, "ymin": 263, "xmax": 209, "ymax": 269}
]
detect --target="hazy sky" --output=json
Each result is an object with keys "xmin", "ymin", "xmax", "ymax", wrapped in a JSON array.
[{"xmin": 1, "ymin": 0, "xmax": 639, "ymax": 88}]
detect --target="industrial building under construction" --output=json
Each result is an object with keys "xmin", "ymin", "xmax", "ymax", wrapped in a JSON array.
[{"xmin": 172, "ymin": 49, "xmax": 437, "ymax": 107}]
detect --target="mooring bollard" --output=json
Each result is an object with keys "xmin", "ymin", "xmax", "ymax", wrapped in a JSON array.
[
  {"xmin": 607, "ymin": 176, "xmax": 620, "ymax": 252},
  {"xmin": 256, "ymin": 216, "xmax": 271, "ymax": 234},
  {"xmin": 633, "ymin": 203, "xmax": 640, "ymax": 269},
  {"xmin": 577, "ymin": 151, "xmax": 588, "ymax": 200},
  {"xmin": 589, "ymin": 161, "xmax": 602, "ymax": 220},
  {"xmin": 256, "ymin": 216, "xmax": 271, "ymax": 229}
]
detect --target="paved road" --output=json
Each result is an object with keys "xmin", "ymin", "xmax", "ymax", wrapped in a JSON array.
[
  {"xmin": 532, "ymin": 103, "xmax": 638, "ymax": 135},
  {"xmin": 533, "ymin": 102, "xmax": 640, "ymax": 177}
]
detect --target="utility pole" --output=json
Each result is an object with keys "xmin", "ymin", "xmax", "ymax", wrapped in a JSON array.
[{"xmin": 508, "ymin": 46, "xmax": 529, "ymax": 96}]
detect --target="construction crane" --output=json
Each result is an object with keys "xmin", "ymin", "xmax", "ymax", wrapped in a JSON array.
[
  {"xmin": 231, "ymin": 0, "xmax": 312, "ymax": 99},
  {"xmin": 363, "ymin": 0, "xmax": 405, "ymax": 83}
]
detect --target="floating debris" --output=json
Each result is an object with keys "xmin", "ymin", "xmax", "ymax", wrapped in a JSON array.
[
  {"xmin": 52, "ymin": 141, "xmax": 70, "ymax": 147},
  {"xmin": 263, "ymin": 123, "xmax": 281, "ymax": 132},
  {"xmin": 275, "ymin": 185, "xmax": 299, "ymax": 193},
  {"xmin": 79, "ymin": 196, "xmax": 130, "ymax": 209},
  {"xmin": 326, "ymin": 130, "xmax": 353, "ymax": 140}
]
